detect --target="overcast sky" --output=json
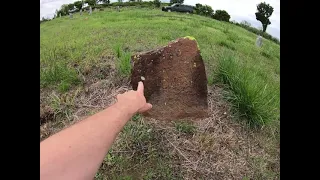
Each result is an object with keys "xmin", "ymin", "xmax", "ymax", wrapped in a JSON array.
[{"xmin": 40, "ymin": 0, "xmax": 280, "ymax": 39}]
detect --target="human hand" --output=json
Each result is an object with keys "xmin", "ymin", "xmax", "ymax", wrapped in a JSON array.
[{"xmin": 115, "ymin": 81, "xmax": 152, "ymax": 115}]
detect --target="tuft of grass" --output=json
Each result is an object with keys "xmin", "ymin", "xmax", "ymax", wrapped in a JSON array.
[
  {"xmin": 131, "ymin": 114, "xmax": 141, "ymax": 121},
  {"xmin": 113, "ymin": 44, "xmax": 122, "ymax": 58},
  {"xmin": 218, "ymin": 41, "xmax": 236, "ymax": 50},
  {"xmin": 113, "ymin": 45, "xmax": 132, "ymax": 77},
  {"xmin": 117, "ymin": 51, "xmax": 132, "ymax": 76},
  {"xmin": 174, "ymin": 121, "xmax": 196, "ymax": 135},
  {"xmin": 261, "ymin": 51, "xmax": 271, "ymax": 59},
  {"xmin": 216, "ymin": 53, "xmax": 279, "ymax": 128},
  {"xmin": 40, "ymin": 61, "xmax": 80, "ymax": 91}
]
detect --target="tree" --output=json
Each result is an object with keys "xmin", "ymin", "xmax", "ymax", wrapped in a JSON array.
[
  {"xmin": 67, "ymin": 3, "xmax": 75, "ymax": 10},
  {"xmin": 74, "ymin": 1, "xmax": 83, "ymax": 10},
  {"xmin": 57, "ymin": 4, "xmax": 70, "ymax": 16},
  {"xmin": 255, "ymin": 2, "xmax": 274, "ymax": 32},
  {"xmin": 98, "ymin": 0, "xmax": 110, "ymax": 4},
  {"xmin": 154, "ymin": 0, "xmax": 161, "ymax": 8},
  {"xmin": 170, "ymin": 0, "xmax": 184, "ymax": 4},
  {"xmin": 195, "ymin": 4, "xmax": 213, "ymax": 17},
  {"xmin": 85, "ymin": 0, "xmax": 96, "ymax": 6},
  {"xmin": 212, "ymin": 10, "xmax": 231, "ymax": 22}
]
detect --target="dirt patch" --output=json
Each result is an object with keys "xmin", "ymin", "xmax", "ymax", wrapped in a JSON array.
[
  {"xmin": 131, "ymin": 37, "xmax": 208, "ymax": 120},
  {"xmin": 40, "ymin": 105, "xmax": 54, "ymax": 125},
  {"xmin": 143, "ymin": 85, "xmax": 280, "ymax": 179}
]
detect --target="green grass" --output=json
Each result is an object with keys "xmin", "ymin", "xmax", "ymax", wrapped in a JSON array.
[
  {"xmin": 216, "ymin": 52, "xmax": 279, "ymax": 127},
  {"xmin": 98, "ymin": 117, "xmax": 181, "ymax": 179},
  {"xmin": 40, "ymin": 61, "xmax": 80, "ymax": 92},
  {"xmin": 174, "ymin": 121, "xmax": 196, "ymax": 135},
  {"xmin": 40, "ymin": 7, "xmax": 279, "ymax": 91},
  {"xmin": 117, "ymin": 50, "xmax": 132, "ymax": 77}
]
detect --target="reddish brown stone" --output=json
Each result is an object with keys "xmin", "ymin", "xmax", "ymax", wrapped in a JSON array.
[{"xmin": 131, "ymin": 37, "xmax": 208, "ymax": 120}]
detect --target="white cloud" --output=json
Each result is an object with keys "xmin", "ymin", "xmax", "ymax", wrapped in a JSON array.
[{"xmin": 40, "ymin": 0, "xmax": 279, "ymax": 38}]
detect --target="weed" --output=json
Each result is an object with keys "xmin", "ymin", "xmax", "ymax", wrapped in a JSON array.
[
  {"xmin": 114, "ymin": 44, "xmax": 122, "ymax": 58},
  {"xmin": 216, "ymin": 53, "xmax": 279, "ymax": 127},
  {"xmin": 223, "ymin": 26, "xmax": 230, "ymax": 34},
  {"xmin": 261, "ymin": 51, "xmax": 271, "ymax": 59},
  {"xmin": 175, "ymin": 121, "xmax": 196, "ymax": 135},
  {"xmin": 58, "ymin": 80, "xmax": 71, "ymax": 92},
  {"xmin": 117, "ymin": 51, "xmax": 132, "ymax": 77},
  {"xmin": 113, "ymin": 44, "xmax": 132, "ymax": 77},
  {"xmin": 131, "ymin": 114, "xmax": 141, "ymax": 121}
]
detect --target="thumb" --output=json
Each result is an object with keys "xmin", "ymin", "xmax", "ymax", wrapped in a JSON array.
[{"xmin": 138, "ymin": 103, "xmax": 152, "ymax": 113}]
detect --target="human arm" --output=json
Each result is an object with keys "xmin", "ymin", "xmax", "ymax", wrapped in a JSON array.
[{"xmin": 40, "ymin": 81, "xmax": 152, "ymax": 180}]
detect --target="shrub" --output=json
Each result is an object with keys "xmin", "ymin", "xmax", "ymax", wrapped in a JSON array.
[
  {"xmin": 212, "ymin": 10, "xmax": 231, "ymax": 22},
  {"xmin": 74, "ymin": 1, "xmax": 83, "ymax": 10},
  {"xmin": 170, "ymin": 0, "xmax": 184, "ymax": 4},
  {"xmin": 154, "ymin": 0, "xmax": 161, "ymax": 8},
  {"xmin": 195, "ymin": 3, "xmax": 214, "ymax": 17},
  {"xmin": 216, "ymin": 53, "xmax": 279, "ymax": 128}
]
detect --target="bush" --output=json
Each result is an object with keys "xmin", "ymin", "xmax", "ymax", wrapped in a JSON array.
[
  {"xmin": 215, "ymin": 53, "xmax": 279, "ymax": 128},
  {"xmin": 154, "ymin": 0, "xmax": 161, "ymax": 8},
  {"xmin": 212, "ymin": 10, "xmax": 230, "ymax": 22},
  {"xmin": 195, "ymin": 3, "xmax": 213, "ymax": 17},
  {"xmin": 170, "ymin": 0, "xmax": 184, "ymax": 4},
  {"xmin": 74, "ymin": 1, "xmax": 83, "ymax": 10}
]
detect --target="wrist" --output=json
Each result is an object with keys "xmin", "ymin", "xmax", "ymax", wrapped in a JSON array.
[{"xmin": 112, "ymin": 102, "xmax": 137, "ymax": 117}]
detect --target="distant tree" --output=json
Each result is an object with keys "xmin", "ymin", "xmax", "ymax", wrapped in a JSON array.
[
  {"xmin": 154, "ymin": 0, "xmax": 161, "ymax": 7},
  {"xmin": 98, "ymin": 0, "xmax": 110, "ymax": 4},
  {"xmin": 195, "ymin": 4, "xmax": 213, "ymax": 17},
  {"xmin": 170, "ymin": 0, "xmax": 184, "ymax": 4},
  {"xmin": 67, "ymin": 3, "xmax": 75, "ymax": 10},
  {"xmin": 85, "ymin": 0, "xmax": 96, "ymax": 6},
  {"xmin": 117, "ymin": 0, "xmax": 123, "ymax": 3},
  {"xmin": 57, "ymin": 4, "xmax": 70, "ymax": 16},
  {"xmin": 241, "ymin": 20, "xmax": 251, "ymax": 27},
  {"xmin": 255, "ymin": 2, "xmax": 274, "ymax": 32},
  {"xmin": 212, "ymin": 10, "xmax": 231, "ymax": 22},
  {"xmin": 74, "ymin": 1, "xmax": 83, "ymax": 10}
]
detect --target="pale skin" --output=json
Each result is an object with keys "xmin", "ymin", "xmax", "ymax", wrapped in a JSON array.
[{"xmin": 40, "ymin": 81, "xmax": 152, "ymax": 180}]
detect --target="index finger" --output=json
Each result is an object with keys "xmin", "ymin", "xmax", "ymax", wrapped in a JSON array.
[{"xmin": 137, "ymin": 81, "xmax": 144, "ymax": 95}]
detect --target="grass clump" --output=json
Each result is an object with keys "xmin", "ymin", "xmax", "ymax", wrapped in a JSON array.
[
  {"xmin": 216, "ymin": 53, "xmax": 279, "ymax": 128},
  {"xmin": 40, "ymin": 61, "xmax": 80, "ymax": 92},
  {"xmin": 174, "ymin": 121, "xmax": 196, "ymax": 135},
  {"xmin": 218, "ymin": 41, "xmax": 236, "ymax": 51},
  {"xmin": 113, "ymin": 45, "xmax": 132, "ymax": 77}
]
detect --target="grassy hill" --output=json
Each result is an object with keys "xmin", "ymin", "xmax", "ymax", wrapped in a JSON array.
[{"xmin": 40, "ymin": 7, "xmax": 280, "ymax": 180}]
